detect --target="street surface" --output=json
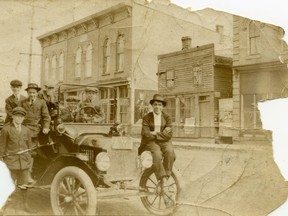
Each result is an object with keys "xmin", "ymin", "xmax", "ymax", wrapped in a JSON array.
[{"xmin": 2, "ymin": 142, "xmax": 288, "ymax": 216}]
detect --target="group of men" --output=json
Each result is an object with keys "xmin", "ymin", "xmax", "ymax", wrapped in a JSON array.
[
  {"xmin": 0, "ymin": 79, "xmax": 176, "ymax": 213},
  {"xmin": 0, "ymin": 80, "xmax": 106, "ymax": 213},
  {"xmin": 0, "ymin": 80, "xmax": 53, "ymax": 213}
]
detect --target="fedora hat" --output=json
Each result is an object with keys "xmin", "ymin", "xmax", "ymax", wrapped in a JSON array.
[
  {"xmin": 25, "ymin": 83, "xmax": 41, "ymax": 91},
  {"xmin": 149, "ymin": 94, "xmax": 166, "ymax": 107}
]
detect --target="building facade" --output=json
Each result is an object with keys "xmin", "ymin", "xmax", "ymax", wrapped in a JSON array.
[
  {"xmin": 232, "ymin": 15, "xmax": 288, "ymax": 141},
  {"xmin": 37, "ymin": 0, "xmax": 234, "ymax": 131},
  {"xmin": 158, "ymin": 37, "xmax": 232, "ymax": 138}
]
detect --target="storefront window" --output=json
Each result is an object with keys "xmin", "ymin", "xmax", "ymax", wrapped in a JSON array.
[
  {"xmin": 242, "ymin": 94, "xmax": 264, "ymax": 129},
  {"xmin": 165, "ymin": 98, "xmax": 176, "ymax": 122}
]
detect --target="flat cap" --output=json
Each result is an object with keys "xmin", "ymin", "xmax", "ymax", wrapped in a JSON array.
[
  {"xmin": 12, "ymin": 107, "xmax": 27, "ymax": 116},
  {"xmin": 66, "ymin": 96, "xmax": 80, "ymax": 102},
  {"xmin": 85, "ymin": 87, "xmax": 98, "ymax": 93},
  {"xmin": 44, "ymin": 79, "xmax": 57, "ymax": 88},
  {"xmin": 10, "ymin": 80, "xmax": 23, "ymax": 87}
]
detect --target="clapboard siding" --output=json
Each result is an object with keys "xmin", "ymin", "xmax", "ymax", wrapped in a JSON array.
[{"xmin": 159, "ymin": 44, "xmax": 215, "ymax": 94}]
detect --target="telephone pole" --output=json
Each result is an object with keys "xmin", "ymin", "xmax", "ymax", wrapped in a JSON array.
[{"xmin": 19, "ymin": 0, "xmax": 43, "ymax": 83}]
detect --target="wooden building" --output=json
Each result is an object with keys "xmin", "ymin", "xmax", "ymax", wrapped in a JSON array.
[
  {"xmin": 158, "ymin": 37, "xmax": 232, "ymax": 138},
  {"xmin": 232, "ymin": 16, "xmax": 288, "ymax": 142},
  {"xmin": 37, "ymin": 0, "xmax": 234, "ymax": 132}
]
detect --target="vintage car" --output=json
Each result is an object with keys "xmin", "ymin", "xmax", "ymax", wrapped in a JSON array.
[{"xmin": 26, "ymin": 84, "xmax": 180, "ymax": 215}]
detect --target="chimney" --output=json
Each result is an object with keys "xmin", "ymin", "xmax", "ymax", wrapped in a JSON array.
[{"xmin": 181, "ymin": 36, "xmax": 192, "ymax": 50}]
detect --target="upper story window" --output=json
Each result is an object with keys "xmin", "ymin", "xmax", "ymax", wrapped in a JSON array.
[
  {"xmin": 59, "ymin": 52, "xmax": 64, "ymax": 82},
  {"xmin": 85, "ymin": 44, "xmax": 92, "ymax": 77},
  {"xmin": 103, "ymin": 38, "xmax": 111, "ymax": 74},
  {"xmin": 75, "ymin": 47, "xmax": 82, "ymax": 78},
  {"xmin": 116, "ymin": 34, "xmax": 125, "ymax": 72},
  {"xmin": 44, "ymin": 57, "xmax": 49, "ymax": 81},
  {"xmin": 249, "ymin": 21, "xmax": 260, "ymax": 55},
  {"xmin": 166, "ymin": 69, "xmax": 174, "ymax": 87},
  {"xmin": 51, "ymin": 55, "xmax": 57, "ymax": 80}
]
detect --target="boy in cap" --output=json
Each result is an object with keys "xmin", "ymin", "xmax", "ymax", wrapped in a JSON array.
[
  {"xmin": 5, "ymin": 80, "xmax": 26, "ymax": 123},
  {"xmin": 0, "ymin": 107, "xmax": 36, "ymax": 213},
  {"xmin": 139, "ymin": 94, "xmax": 175, "ymax": 206}
]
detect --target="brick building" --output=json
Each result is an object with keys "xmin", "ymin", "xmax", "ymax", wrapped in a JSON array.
[
  {"xmin": 232, "ymin": 15, "xmax": 288, "ymax": 141},
  {"xmin": 158, "ymin": 37, "xmax": 232, "ymax": 138},
  {"xmin": 37, "ymin": 0, "xmax": 233, "ymax": 130}
]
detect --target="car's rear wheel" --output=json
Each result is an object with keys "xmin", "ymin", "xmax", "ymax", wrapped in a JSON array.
[
  {"xmin": 139, "ymin": 167, "xmax": 180, "ymax": 216},
  {"xmin": 50, "ymin": 166, "xmax": 97, "ymax": 215}
]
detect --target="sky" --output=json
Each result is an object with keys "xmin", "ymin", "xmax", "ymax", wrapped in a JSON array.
[{"xmin": 0, "ymin": 0, "xmax": 287, "ymax": 215}]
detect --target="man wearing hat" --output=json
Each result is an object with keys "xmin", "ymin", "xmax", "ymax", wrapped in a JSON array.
[
  {"xmin": 38, "ymin": 80, "xmax": 58, "ymax": 120},
  {"xmin": 79, "ymin": 87, "xmax": 104, "ymax": 122},
  {"xmin": 21, "ymin": 83, "xmax": 51, "ymax": 183},
  {"xmin": 60, "ymin": 96, "xmax": 80, "ymax": 122},
  {"xmin": 139, "ymin": 94, "xmax": 176, "ymax": 190},
  {"xmin": 0, "ymin": 107, "xmax": 36, "ymax": 213},
  {"xmin": 21, "ymin": 83, "xmax": 51, "ymax": 139},
  {"xmin": 4, "ymin": 80, "xmax": 26, "ymax": 123},
  {"xmin": 81, "ymin": 87, "xmax": 99, "ymax": 106}
]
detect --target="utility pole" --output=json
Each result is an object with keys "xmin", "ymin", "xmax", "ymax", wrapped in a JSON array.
[
  {"xmin": 19, "ymin": 0, "xmax": 43, "ymax": 83},
  {"xmin": 27, "ymin": 1, "xmax": 35, "ymax": 83}
]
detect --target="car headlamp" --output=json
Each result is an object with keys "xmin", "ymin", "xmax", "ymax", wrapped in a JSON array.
[
  {"xmin": 95, "ymin": 152, "xmax": 110, "ymax": 171},
  {"xmin": 56, "ymin": 123, "xmax": 66, "ymax": 134},
  {"xmin": 140, "ymin": 151, "xmax": 153, "ymax": 168}
]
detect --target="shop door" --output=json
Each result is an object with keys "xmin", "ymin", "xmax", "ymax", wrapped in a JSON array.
[{"xmin": 199, "ymin": 97, "xmax": 211, "ymax": 137}]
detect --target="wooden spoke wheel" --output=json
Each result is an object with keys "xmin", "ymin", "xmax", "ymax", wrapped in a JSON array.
[
  {"xmin": 139, "ymin": 167, "xmax": 180, "ymax": 216},
  {"xmin": 50, "ymin": 166, "xmax": 97, "ymax": 215}
]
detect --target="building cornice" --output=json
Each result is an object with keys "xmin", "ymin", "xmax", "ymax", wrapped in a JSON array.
[
  {"xmin": 233, "ymin": 60, "xmax": 286, "ymax": 72},
  {"xmin": 37, "ymin": 3, "xmax": 132, "ymax": 42}
]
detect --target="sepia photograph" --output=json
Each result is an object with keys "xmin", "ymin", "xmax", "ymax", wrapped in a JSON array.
[{"xmin": 0, "ymin": 0, "xmax": 288, "ymax": 215}]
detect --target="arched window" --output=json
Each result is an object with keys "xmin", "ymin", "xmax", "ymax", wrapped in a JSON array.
[
  {"xmin": 85, "ymin": 44, "xmax": 92, "ymax": 77},
  {"xmin": 51, "ymin": 55, "xmax": 57, "ymax": 80},
  {"xmin": 75, "ymin": 47, "xmax": 82, "ymax": 78},
  {"xmin": 116, "ymin": 34, "xmax": 124, "ymax": 72},
  {"xmin": 59, "ymin": 52, "xmax": 64, "ymax": 81},
  {"xmin": 103, "ymin": 38, "xmax": 111, "ymax": 74},
  {"xmin": 249, "ymin": 21, "xmax": 260, "ymax": 55},
  {"xmin": 44, "ymin": 57, "xmax": 49, "ymax": 81}
]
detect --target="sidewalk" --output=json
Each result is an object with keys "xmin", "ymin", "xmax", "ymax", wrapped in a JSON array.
[{"xmin": 132, "ymin": 137, "xmax": 272, "ymax": 152}]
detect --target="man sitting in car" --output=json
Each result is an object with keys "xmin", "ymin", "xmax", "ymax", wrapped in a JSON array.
[
  {"xmin": 78, "ymin": 87, "xmax": 105, "ymax": 123},
  {"xmin": 60, "ymin": 96, "xmax": 80, "ymax": 122}
]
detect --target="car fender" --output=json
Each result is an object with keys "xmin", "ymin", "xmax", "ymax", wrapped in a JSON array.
[{"xmin": 36, "ymin": 155, "xmax": 100, "ymax": 186}]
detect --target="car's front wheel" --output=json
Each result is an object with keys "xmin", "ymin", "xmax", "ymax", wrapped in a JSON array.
[
  {"xmin": 139, "ymin": 167, "xmax": 180, "ymax": 216},
  {"xmin": 50, "ymin": 166, "xmax": 97, "ymax": 215}
]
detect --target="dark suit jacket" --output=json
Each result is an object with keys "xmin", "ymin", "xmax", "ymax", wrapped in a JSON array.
[
  {"xmin": 5, "ymin": 94, "xmax": 26, "ymax": 123},
  {"xmin": 21, "ymin": 98, "xmax": 51, "ymax": 137},
  {"xmin": 139, "ymin": 111, "xmax": 173, "ymax": 154},
  {"xmin": 0, "ymin": 122, "xmax": 32, "ymax": 170},
  {"xmin": 38, "ymin": 90, "xmax": 58, "ymax": 117}
]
